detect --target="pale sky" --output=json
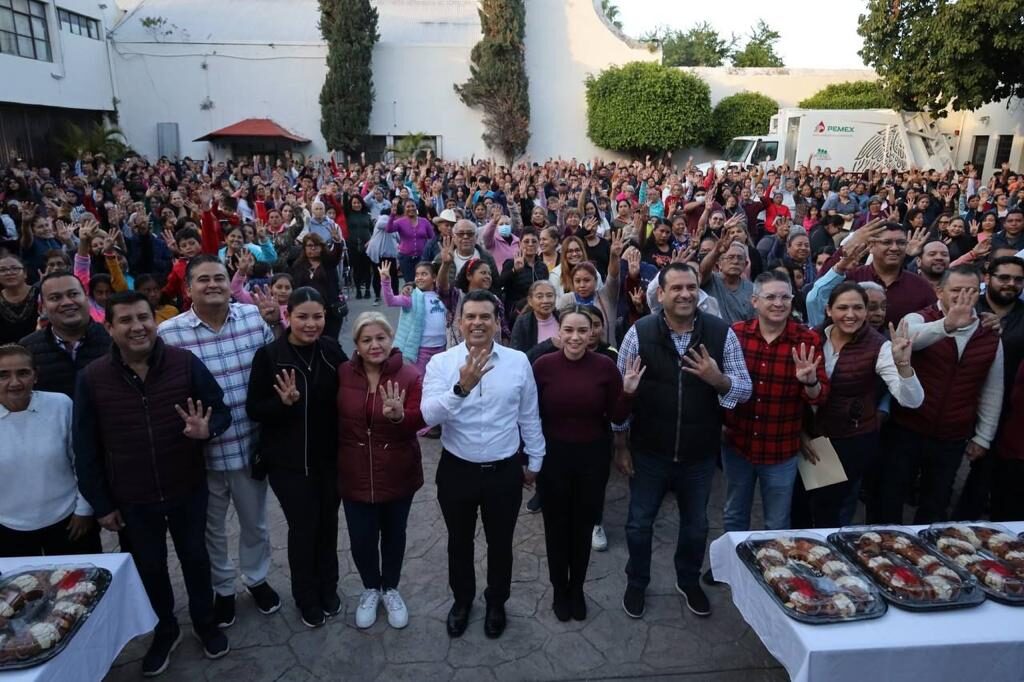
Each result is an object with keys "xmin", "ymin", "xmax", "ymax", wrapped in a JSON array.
[{"xmin": 615, "ymin": 0, "xmax": 870, "ymax": 69}]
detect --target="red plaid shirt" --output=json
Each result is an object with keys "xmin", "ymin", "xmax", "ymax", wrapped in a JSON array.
[{"xmin": 724, "ymin": 318, "xmax": 830, "ymax": 465}]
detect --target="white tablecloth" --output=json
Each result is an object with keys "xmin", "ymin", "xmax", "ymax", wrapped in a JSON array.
[
  {"xmin": 0, "ymin": 553, "xmax": 156, "ymax": 682},
  {"xmin": 710, "ymin": 522, "xmax": 1024, "ymax": 682}
]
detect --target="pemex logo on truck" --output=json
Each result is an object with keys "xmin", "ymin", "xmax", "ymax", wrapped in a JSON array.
[{"xmin": 814, "ymin": 120, "xmax": 856, "ymax": 136}]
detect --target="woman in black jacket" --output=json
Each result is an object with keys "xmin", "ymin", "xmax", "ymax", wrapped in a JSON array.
[
  {"xmin": 499, "ymin": 229, "xmax": 548, "ymax": 324},
  {"xmin": 246, "ymin": 287, "xmax": 348, "ymax": 629},
  {"xmin": 345, "ymin": 194, "xmax": 374, "ymax": 300},
  {"xmin": 289, "ymin": 232, "xmax": 344, "ymax": 340},
  {"xmin": 510, "ymin": 280, "xmax": 559, "ymax": 352}
]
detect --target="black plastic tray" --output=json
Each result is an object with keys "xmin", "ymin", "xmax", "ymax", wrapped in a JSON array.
[
  {"xmin": 0, "ymin": 565, "xmax": 112, "ymax": 670},
  {"xmin": 919, "ymin": 523, "xmax": 1024, "ymax": 607},
  {"xmin": 736, "ymin": 533, "xmax": 887, "ymax": 625},
  {"xmin": 829, "ymin": 527, "xmax": 984, "ymax": 611}
]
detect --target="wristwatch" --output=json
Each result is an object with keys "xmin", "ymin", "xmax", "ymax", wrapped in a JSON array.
[{"xmin": 453, "ymin": 383, "xmax": 468, "ymax": 398}]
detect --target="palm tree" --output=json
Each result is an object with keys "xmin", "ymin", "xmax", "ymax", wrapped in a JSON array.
[
  {"xmin": 600, "ymin": 0, "xmax": 623, "ymax": 30},
  {"xmin": 55, "ymin": 123, "xmax": 130, "ymax": 160}
]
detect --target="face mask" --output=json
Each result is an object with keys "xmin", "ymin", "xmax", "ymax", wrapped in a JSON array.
[{"xmin": 498, "ymin": 223, "xmax": 512, "ymax": 238}]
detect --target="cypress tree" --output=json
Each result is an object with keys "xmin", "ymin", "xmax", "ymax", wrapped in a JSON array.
[
  {"xmin": 319, "ymin": 0, "xmax": 380, "ymax": 154},
  {"xmin": 455, "ymin": 0, "xmax": 530, "ymax": 163}
]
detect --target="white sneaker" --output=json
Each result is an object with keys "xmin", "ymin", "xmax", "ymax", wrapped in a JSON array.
[
  {"xmin": 592, "ymin": 525, "xmax": 608, "ymax": 552},
  {"xmin": 382, "ymin": 588, "xmax": 409, "ymax": 629},
  {"xmin": 355, "ymin": 589, "xmax": 380, "ymax": 629}
]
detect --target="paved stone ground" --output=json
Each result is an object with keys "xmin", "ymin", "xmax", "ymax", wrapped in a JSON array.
[{"xmin": 104, "ymin": 295, "xmax": 789, "ymax": 682}]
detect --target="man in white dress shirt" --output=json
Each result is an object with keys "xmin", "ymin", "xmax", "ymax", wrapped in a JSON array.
[{"xmin": 422, "ymin": 289, "xmax": 545, "ymax": 640}]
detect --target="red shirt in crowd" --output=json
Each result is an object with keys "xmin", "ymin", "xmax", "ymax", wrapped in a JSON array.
[{"xmin": 724, "ymin": 318, "xmax": 830, "ymax": 465}]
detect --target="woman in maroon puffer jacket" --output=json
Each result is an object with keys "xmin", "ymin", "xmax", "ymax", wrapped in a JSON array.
[{"xmin": 337, "ymin": 311, "xmax": 425, "ymax": 632}]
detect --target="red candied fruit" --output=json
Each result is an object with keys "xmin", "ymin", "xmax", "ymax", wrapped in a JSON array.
[
  {"xmin": 56, "ymin": 569, "xmax": 86, "ymax": 590},
  {"xmin": 978, "ymin": 560, "xmax": 1012, "ymax": 577},
  {"xmin": 892, "ymin": 567, "xmax": 922, "ymax": 585}
]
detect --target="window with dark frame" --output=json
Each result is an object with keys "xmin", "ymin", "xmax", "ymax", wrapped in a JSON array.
[
  {"xmin": 57, "ymin": 6, "xmax": 99, "ymax": 40},
  {"xmin": 0, "ymin": 0, "xmax": 51, "ymax": 62},
  {"xmin": 994, "ymin": 135, "xmax": 1014, "ymax": 169}
]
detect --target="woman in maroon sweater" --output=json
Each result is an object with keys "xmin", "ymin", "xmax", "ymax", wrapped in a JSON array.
[
  {"xmin": 337, "ymin": 312, "xmax": 425, "ymax": 631},
  {"xmin": 532, "ymin": 307, "xmax": 643, "ymax": 622}
]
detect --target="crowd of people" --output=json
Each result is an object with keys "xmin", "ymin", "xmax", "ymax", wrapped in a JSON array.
[{"xmin": 1, "ymin": 148, "xmax": 1023, "ymax": 676}]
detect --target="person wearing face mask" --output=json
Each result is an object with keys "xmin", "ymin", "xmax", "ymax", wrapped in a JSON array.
[
  {"xmin": 790, "ymin": 283, "xmax": 922, "ymax": 529},
  {"xmin": 337, "ymin": 312, "xmax": 425, "ymax": 631},
  {"xmin": 20, "ymin": 271, "xmax": 111, "ymax": 396},
  {"xmin": 531, "ymin": 308, "xmax": 642, "ymax": 621},
  {"xmin": 480, "ymin": 207, "xmax": 520, "ymax": 270},
  {"xmin": 499, "ymin": 229, "xmax": 548, "ymax": 323},
  {"xmin": 246, "ymin": 287, "xmax": 348, "ymax": 629}
]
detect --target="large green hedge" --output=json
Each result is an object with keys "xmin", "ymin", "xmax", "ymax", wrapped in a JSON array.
[
  {"xmin": 709, "ymin": 92, "xmax": 778, "ymax": 150},
  {"xmin": 585, "ymin": 62, "xmax": 711, "ymax": 155},
  {"xmin": 798, "ymin": 81, "xmax": 893, "ymax": 109}
]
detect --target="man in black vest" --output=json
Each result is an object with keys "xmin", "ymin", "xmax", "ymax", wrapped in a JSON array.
[
  {"xmin": 74, "ymin": 291, "xmax": 232, "ymax": 676},
  {"xmin": 20, "ymin": 271, "xmax": 110, "ymax": 397},
  {"xmin": 614, "ymin": 263, "xmax": 752, "ymax": 620}
]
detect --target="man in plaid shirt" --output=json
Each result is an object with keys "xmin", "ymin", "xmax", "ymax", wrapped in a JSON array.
[
  {"xmin": 158, "ymin": 255, "xmax": 284, "ymax": 627},
  {"xmin": 722, "ymin": 271, "xmax": 830, "ymax": 535}
]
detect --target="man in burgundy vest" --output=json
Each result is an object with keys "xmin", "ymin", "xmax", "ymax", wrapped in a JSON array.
[{"xmin": 871, "ymin": 265, "xmax": 1004, "ymax": 524}]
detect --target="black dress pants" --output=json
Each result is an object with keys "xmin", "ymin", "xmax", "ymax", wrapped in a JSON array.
[
  {"xmin": 0, "ymin": 515, "xmax": 102, "ymax": 558},
  {"xmin": 268, "ymin": 466, "xmax": 340, "ymax": 610},
  {"xmin": 436, "ymin": 450, "xmax": 522, "ymax": 606},
  {"xmin": 539, "ymin": 439, "xmax": 610, "ymax": 595},
  {"xmin": 791, "ymin": 431, "xmax": 877, "ymax": 529}
]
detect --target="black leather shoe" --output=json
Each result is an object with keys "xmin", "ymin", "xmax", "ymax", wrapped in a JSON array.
[
  {"xmin": 552, "ymin": 590, "xmax": 571, "ymax": 622},
  {"xmin": 570, "ymin": 588, "xmax": 587, "ymax": 621},
  {"xmin": 446, "ymin": 602, "xmax": 471, "ymax": 638},
  {"xmin": 483, "ymin": 603, "xmax": 506, "ymax": 638}
]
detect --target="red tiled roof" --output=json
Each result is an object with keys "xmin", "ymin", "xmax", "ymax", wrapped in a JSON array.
[{"xmin": 194, "ymin": 118, "xmax": 310, "ymax": 143}]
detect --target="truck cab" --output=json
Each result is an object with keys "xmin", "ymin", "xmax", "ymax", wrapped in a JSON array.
[{"xmin": 699, "ymin": 136, "xmax": 780, "ymax": 173}]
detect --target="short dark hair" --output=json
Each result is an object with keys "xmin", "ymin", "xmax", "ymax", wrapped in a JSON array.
[
  {"xmin": 987, "ymin": 255, "xmax": 1024, "ymax": 276},
  {"xmin": 174, "ymin": 226, "xmax": 201, "ymax": 244},
  {"xmin": 185, "ymin": 254, "xmax": 226, "ymax": 284},
  {"xmin": 939, "ymin": 264, "xmax": 981, "ymax": 287},
  {"xmin": 753, "ymin": 270, "xmax": 793, "ymax": 295},
  {"xmin": 1006, "ymin": 207, "xmax": 1024, "ymax": 219},
  {"xmin": 880, "ymin": 221, "xmax": 907, "ymax": 234},
  {"xmin": 0, "ymin": 343, "xmax": 33, "ymax": 369},
  {"xmin": 827, "ymin": 281, "xmax": 868, "ymax": 308},
  {"xmin": 39, "ymin": 269, "xmax": 85, "ymax": 293},
  {"xmin": 105, "ymin": 290, "xmax": 154, "ymax": 321},
  {"xmin": 460, "ymin": 289, "xmax": 499, "ymax": 317},
  {"xmin": 658, "ymin": 261, "xmax": 697, "ymax": 289}
]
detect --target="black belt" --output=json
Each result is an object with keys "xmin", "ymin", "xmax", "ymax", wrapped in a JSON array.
[{"xmin": 441, "ymin": 449, "xmax": 518, "ymax": 471}]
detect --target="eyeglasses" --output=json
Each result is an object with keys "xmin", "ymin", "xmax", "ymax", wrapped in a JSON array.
[
  {"xmin": 453, "ymin": 232, "xmax": 475, "ymax": 237},
  {"xmin": 757, "ymin": 294, "xmax": 794, "ymax": 303},
  {"xmin": 0, "ymin": 266, "xmax": 24, "ymax": 274},
  {"xmin": 992, "ymin": 273, "xmax": 1024, "ymax": 284}
]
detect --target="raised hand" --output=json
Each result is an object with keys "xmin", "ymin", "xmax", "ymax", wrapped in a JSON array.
[
  {"xmin": 905, "ymin": 226, "xmax": 929, "ymax": 257},
  {"xmin": 625, "ymin": 247, "xmax": 641, "ymax": 278},
  {"xmin": 163, "ymin": 227, "xmax": 178, "ymax": 252},
  {"xmin": 629, "ymin": 286, "xmax": 645, "ymax": 310},
  {"xmin": 681, "ymin": 344, "xmax": 726, "ymax": 388},
  {"xmin": 943, "ymin": 287, "xmax": 977, "ymax": 331},
  {"xmin": 971, "ymin": 238, "xmax": 991, "ymax": 260},
  {"xmin": 513, "ymin": 244, "xmax": 525, "ymax": 272},
  {"xmin": 621, "ymin": 355, "xmax": 647, "ymax": 394},
  {"xmin": 174, "ymin": 398, "xmax": 213, "ymax": 440},
  {"xmin": 379, "ymin": 260, "xmax": 392, "ymax": 281},
  {"xmin": 329, "ymin": 224, "xmax": 343, "ymax": 244},
  {"xmin": 103, "ymin": 227, "xmax": 121, "ymax": 253},
  {"xmin": 969, "ymin": 219, "xmax": 980, "ymax": 236},
  {"xmin": 273, "ymin": 369, "xmax": 301, "ymax": 406},
  {"xmin": 672, "ymin": 243, "xmax": 697, "ymax": 264},
  {"xmin": 55, "ymin": 220, "xmax": 72, "ymax": 244},
  {"xmin": 888, "ymin": 318, "xmax": 914, "ymax": 367},
  {"xmin": 610, "ymin": 232, "xmax": 624, "ymax": 259},
  {"xmin": 440, "ymin": 235, "xmax": 454, "ymax": 264},
  {"xmin": 848, "ymin": 219, "xmax": 887, "ymax": 250},
  {"xmin": 237, "ymin": 249, "xmax": 256, "ymax": 277},
  {"xmin": 458, "ymin": 345, "xmax": 493, "ymax": 393},
  {"xmin": 255, "ymin": 220, "xmax": 268, "ymax": 243},
  {"xmin": 792, "ymin": 343, "xmax": 821, "ymax": 386},
  {"xmin": 835, "ymin": 241, "xmax": 869, "ymax": 273},
  {"xmin": 251, "ymin": 284, "xmax": 282, "ymax": 325},
  {"xmin": 379, "ymin": 380, "xmax": 407, "ymax": 422}
]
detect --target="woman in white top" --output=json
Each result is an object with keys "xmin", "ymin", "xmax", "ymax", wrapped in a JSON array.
[{"xmin": 0, "ymin": 344, "xmax": 100, "ymax": 557}]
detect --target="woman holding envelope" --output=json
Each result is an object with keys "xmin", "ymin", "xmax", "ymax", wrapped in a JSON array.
[{"xmin": 794, "ymin": 282, "xmax": 923, "ymax": 528}]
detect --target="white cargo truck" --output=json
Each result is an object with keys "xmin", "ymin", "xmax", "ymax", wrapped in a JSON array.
[{"xmin": 700, "ymin": 108, "xmax": 955, "ymax": 173}]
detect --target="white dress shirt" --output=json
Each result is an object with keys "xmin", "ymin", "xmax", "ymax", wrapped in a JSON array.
[
  {"xmin": 821, "ymin": 326, "xmax": 925, "ymax": 410},
  {"xmin": 0, "ymin": 391, "xmax": 92, "ymax": 531},
  {"xmin": 421, "ymin": 341, "xmax": 546, "ymax": 471},
  {"xmin": 905, "ymin": 306, "xmax": 1004, "ymax": 448}
]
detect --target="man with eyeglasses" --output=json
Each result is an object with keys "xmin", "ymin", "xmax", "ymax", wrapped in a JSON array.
[
  {"xmin": 699, "ymin": 231, "xmax": 754, "ymax": 325},
  {"xmin": 819, "ymin": 220, "xmax": 936, "ymax": 325},
  {"xmin": 433, "ymin": 219, "xmax": 499, "ymax": 292},
  {"xmin": 956, "ymin": 255, "xmax": 1024, "ymax": 520}
]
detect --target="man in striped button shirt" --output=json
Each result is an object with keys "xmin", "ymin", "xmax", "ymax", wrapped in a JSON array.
[{"xmin": 158, "ymin": 255, "xmax": 283, "ymax": 628}]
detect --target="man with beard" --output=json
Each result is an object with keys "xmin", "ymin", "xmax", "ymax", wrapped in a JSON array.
[
  {"xmin": 956, "ymin": 255, "xmax": 1024, "ymax": 519},
  {"xmin": 916, "ymin": 241, "xmax": 950, "ymax": 287}
]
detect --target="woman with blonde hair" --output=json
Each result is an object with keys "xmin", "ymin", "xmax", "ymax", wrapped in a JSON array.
[{"xmin": 337, "ymin": 312, "xmax": 425, "ymax": 631}]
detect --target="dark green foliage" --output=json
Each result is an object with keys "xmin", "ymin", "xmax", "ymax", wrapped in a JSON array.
[
  {"xmin": 731, "ymin": 20, "xmax": 783, "ymax": 67},
  {"xmin": 710, "ymin": 92, "xmax": 778, "ymax": 150},
  {"xmin": 319, "ymin": 0, "xmax": 380, "ymax": 153},
  {"xmin": 659, "ymin": 22, "xmax": 737, "ymax": 67},
  {"xmin": 798, "ymin": 81, "xmax": 893, "ymax": 110},
  {"xmin": 455, "ymin": 0, "xmax": 531, "ymax": 163},
  {"xmin": 585, "ymin": 62, "xmax": 711, "ymax": 155}
]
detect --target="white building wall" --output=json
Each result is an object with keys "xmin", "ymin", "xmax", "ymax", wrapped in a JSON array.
[
  {"xmin": 1, "ymin": 0, "xmax": 117, "ymax": 112},
  {"xmin": 936, "ymin": 98, "xmax": 1024, "ymax": 172}
]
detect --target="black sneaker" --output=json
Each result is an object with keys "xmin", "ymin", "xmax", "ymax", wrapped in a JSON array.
[
  {"xmin": 213, "ymin": 594, "xmax": 235, "ymax": 628},
  {"xmin": 191, "ymin": 626, "xmax": 230, "ymax": 660},
  {"xmin": 300, "ymin": 604, "xmax": 326, "ymax": 628},
  {"xmin": 322, "ymin": 592, "xmax": 342, "ymax": 618},
  {"xmin": 526, "ymin": 493, "xmax": 542, "ymax": 514},
  {"xmin": 142, "ymin": 623, "xmax": 181, "ymax": 677},
  {"xmin": 701, "ymin": 568, "xmax": 722, "ymax": 587},
  {"xmin": 677, "ymin": 582, "xmax": 712, "ymax": 617},
  {"xmin": 622, "ymin": 586, "xmax": 645, "ymax": 619},
  {"xmin": 248, "ymin": 582, "xmax": 281, "ymax": 615}
]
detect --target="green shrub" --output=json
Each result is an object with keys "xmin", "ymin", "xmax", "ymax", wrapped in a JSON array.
[
  {"xmin": 709, "ymin": 92, "xmax": 778, "ymax": 150},
  {"xmin": 798, "ymin": 81, "xmax": 893, "ymax": 109}
]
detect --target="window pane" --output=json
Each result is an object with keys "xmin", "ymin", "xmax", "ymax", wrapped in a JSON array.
[
  {"xmin": 11, "ymin": 0, "xmax": 26, "ymax": 13},
  {"xmin": 30, "ymin": 16, "xmax": 42, "ymax": 36},
  {"xmin": 34, "ymin": 37, "xmax": 47, "ymax": 60},
  {"xmin": 28, "ymin": 0, "xmax": 42, "ymax": 17},
  {"xmin": 0, "ymin": 1, "xmax": 11, "ymax": 8},
  {"xmin": 16, "ymin": 33, "xmax": 32, "ymax": 57},
  {"xmin": 0, "ymin": 9, "xmax": 12, "ymax": 31},
  {"xmin": 0, "ymin": 30, "xmax": 14, "ymax": 53},
  {"xmin": 88, "ymin": 20, "xmax": 98, "ymax": 39},
  {"xmin": 57, "ymin": 9, "xmax": 66, "ymax": 21},
  {"xmin": 13, "ymin": 12, "xmax": 28, "ymax": 35}
]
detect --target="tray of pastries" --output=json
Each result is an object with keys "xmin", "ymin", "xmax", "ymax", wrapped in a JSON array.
[
  {"xmin": 736, "ymin": 532, "xmax": 886, "ymax": 624},
  {"xmin": 828, "ymin": 527, "xmax": 984, "ymax": 610},
  {"xmin": 919, "ymin": 523, "xmax": 1024, "ymax": 605},
  {"xmin": 0, "ymin": 566, "xmax": 111, "ymax": 670}
]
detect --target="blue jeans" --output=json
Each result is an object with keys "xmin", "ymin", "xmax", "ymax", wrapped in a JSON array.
[
  {"xmin": 722, "ymin": 445, "xmax": 799, "ymax": 532},
  {"xmin": 625, "ymin": 451, "xmax": 716, "ymax": 590},
  {"xmin": 397, "ymin": 254, "xmax": 420, "ymax": 285}
]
